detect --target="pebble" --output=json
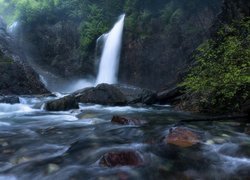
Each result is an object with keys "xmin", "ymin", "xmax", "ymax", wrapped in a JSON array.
[
  {"xmin": 47, "ymin": 163, "xmax": 60, "ymax": 174},
  {"xmin": 213, "ymin": 137, "xmax": 225, "ymax": 144},
  {"xmin": 205, "ymin": 140, "xmax": 214, "ymax": 145},
  {"xmin": 2, "ymin": 142, "xmax": 8, "ymax": 147}
]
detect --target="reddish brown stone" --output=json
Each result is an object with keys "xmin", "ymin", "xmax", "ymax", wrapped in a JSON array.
[
  {"xmin": 165, "ymin": 127, "xmax": 200, "ymax": 148},
  {"xmin": 99, "ymin": 151, "xmax": 144, "ymax": 167},
  {"xmin": 111, "ymin": 116, "xmax": 146, "ymax": 125}
]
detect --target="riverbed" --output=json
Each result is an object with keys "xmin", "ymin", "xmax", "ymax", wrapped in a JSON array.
[{"xmin": 0, "ymin": 96, "xmax": 249, "ymax": 179}]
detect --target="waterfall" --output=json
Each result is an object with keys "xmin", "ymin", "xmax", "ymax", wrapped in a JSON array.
[{"xmin": 96, "ymin": 14, "xmax": 125, "ymax": 85}]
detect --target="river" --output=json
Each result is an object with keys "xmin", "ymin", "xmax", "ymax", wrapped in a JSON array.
[{"xmin": 0, "ymin": 96, "xmax": 249, "ymax": 179}]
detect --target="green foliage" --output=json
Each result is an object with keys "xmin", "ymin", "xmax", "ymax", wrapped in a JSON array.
[
  {"xmin": 79, "ymin": 4, "xmax": 108, "ymax": 54},
  {"xmin": 0, "ymin": 0, "xmax": 60, "ymax": 24},
  {"xmin": 181, "ymin": 18, "xmax": 250, "ymax": 112}
]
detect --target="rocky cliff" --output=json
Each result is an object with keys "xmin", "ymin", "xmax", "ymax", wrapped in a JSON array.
[
  {"xmin": 15, "ymin": 0, "xmax": 221, "ymax": 91},
  {"xmin": 0, "ymin": 17, "xmax": 49, "ymax": 95},
  {"xmin": 177, "ymin": 0, "xmax": 250, "ymax": 114},
  {"xmin": 119, "ymin": 0, "xmax": 221, "ymax": 90}
]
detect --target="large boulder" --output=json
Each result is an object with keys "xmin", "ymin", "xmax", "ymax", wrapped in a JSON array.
[
  {"xmin": 157, "ymin": 86, "xmax": 184, "ymax": 104},
  {"xmin": 115, "ymin": 84, "xmax": 157, "ymax": 105},
  {"xmin": 74, "ymin": 84, "xmax": 127, "ymax": 106},
  {"xmin": 45, "ymin": 95, "xmax": 79, "ymax": 111}
]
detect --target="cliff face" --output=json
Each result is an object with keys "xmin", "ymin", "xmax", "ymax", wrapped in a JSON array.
[
  {"xmin": 218, "ymin": 0, "xmax": 249, "ymax": 23},
  {"xmin": 0, "ymin": 17, "xmax": 48, "ymax": 95},
  {"xmin": 177, "ymin": 0, "xmax": 250, "ymax": 113},
  {"xmin": 119, "ymin": 1, "xmax": 221, "ymax": 90},
  {"xmin": 211, "ymin": 0, "xmax": 250, "ymax": 35},
  {"xmin": 15, "ymin": 1, "xmax": 221, "ymax": 90},
  {"xmin": 21, "ymin": 20, "xmax": 93, "ymax": 78}
]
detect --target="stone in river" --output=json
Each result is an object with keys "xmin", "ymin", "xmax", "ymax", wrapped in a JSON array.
[
  {"xmin": 165, "ymin": 127, "xmax": 200, "ymax": 148},
  {"xmin": 111, "ymin": 116, "xmax": 146, "ymax": 125},
  {"xmin": 45, "ymin": 95, "xmax": 79, "ymax": 111},
  {"xmin": 99, "ymin": 151, "xmax": 144, "ymax": 167}
]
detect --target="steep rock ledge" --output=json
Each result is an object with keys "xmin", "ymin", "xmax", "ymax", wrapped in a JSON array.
[{"xmin": 0, "ymin": 17, "xmax": 49, "ymax": 95}]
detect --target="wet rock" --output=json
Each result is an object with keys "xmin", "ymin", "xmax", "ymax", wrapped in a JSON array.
[
  {"xmin": 165, "ymin": 127, "xmax": 200, "ymax": 148},
  {"xmin": 111, "ymin": 116, "xmax": 146, "ymax": 125},
  {"xmin": 16, "ymin": 156, "xmax": 31, "ymax": 164},
  {"xmin": 75, "ymin": 84, "xmax": 127, "ymax": 106},
  {"xmin": 157, "ymin": 86, "xmax": 184, "ymax": 104},
  {"xmin": 245, "ymin": 126, "xmax": 250, "ymax": 134},
  {"xmin": 213, "ymin": 137, "xmax": 226, "ymax": 144},
  {"xmin": 45, "ymin": 95, "xmax": 79, "ymax": 111},
  {"xmin": 241, "ymin": 99, "xmax": 250, "ymax": 116},
  {"xmin": 0, "ymin": 96, "xmax": 19, "ymax": 104},
  {"xmin": 115, "ymin": 84, "xmax": 157, "ymax": 105},
  {"xmin": 99, "ymin": 151, "xmax": 144, "ymax": 167},
  {"xmin": 47, "ymin": 163, "xmax": 60, "ymax": 174}
]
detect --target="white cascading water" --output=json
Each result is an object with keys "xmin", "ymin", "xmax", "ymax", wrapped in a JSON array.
[{"xmin": 96, "ymin": 14, "xmax": 125, "ymax": 85}]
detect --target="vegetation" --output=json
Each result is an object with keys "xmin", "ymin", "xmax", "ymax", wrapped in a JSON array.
[
  {"xmin": 181, "ymin": 18, "xmax": 250, "ymax": 112},
  {"xmin": 0, "ymin": 0, "xmax": 219, "ymax": 55}
]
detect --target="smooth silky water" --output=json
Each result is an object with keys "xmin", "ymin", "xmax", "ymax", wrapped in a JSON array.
[{"xmin": 0, "ymin": 96, "xmax": 249, "ymax": 180}]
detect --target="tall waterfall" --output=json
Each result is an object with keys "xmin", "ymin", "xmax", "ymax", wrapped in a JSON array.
[{"xmin": 96, "ymin": 14, "xmax": 125, "ymax": 85}]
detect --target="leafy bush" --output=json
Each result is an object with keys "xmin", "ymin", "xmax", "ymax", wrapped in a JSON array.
[{"xmin": 181, "ymin": 18, "xmax": 250, "ymax": 112}]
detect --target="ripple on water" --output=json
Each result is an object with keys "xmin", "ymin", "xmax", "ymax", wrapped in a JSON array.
[
  {"xmin": 0, "ymin": 103, "xmax": 34, "ymax": 113},
  {"xmin": 203, "ymin": 143, "xmax": 250, "ymax": 174},
  {"xmin": 0, "ymin": 175, "xmax": 17, "ymax": 180},
  {"xmin": 79, "ymin": 104, "xmax": 151, "ymax": 113},
  {"xmin": 0, "ymin": 122, "xmax": 11, "ymax": 126}
]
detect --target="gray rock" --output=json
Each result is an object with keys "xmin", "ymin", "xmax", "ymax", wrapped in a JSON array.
[
  {"xmin": 115, "ymin": 84, "xmax": 157, "ymax": 105},
  {"xmin": 157, "ymin": 86, "xmax": 184, "ymax": 104},
  {"xmin": 45, "ymin": 95, "xmax": 79, "ymax": 111},
  {"xmin": 75, "ymin": 84, "xmax": 127, "ymax": 106}
]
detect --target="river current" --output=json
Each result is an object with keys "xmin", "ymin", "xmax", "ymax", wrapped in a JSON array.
[{"xmin": 0, "ymin": 96, "xmax": 249, "ymax": 179}]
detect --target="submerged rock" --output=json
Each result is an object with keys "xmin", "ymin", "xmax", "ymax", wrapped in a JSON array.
[
  {"xmin": 111, "ymin": 116, "xmax": 146, "ymax": 125},
  {"xmin": 75, "ymin": 83, "xmax": 127, "ymax": 106},
  {"xmin": 45, "ymin": 95, "xmax": 79, "ymax": 111},
  {"xmin": 47, "ymin": 163, "xmax": 60, "ymax": 174},
  {"xmin": 165, "ymin": 127, "xmax": 200, "ymax": 148},
  {"xmin": 99, "ymin": 151, "xmax": 144, "ymax": 167}
]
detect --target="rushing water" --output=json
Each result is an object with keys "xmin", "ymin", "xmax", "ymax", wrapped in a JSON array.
[
  {"xmin": 96, "ymin": 14, "xmax": 125, "ymax": 85},
  {"xmin": 0, "ymin": 96, "xmax": 249, "ymax": 180}
]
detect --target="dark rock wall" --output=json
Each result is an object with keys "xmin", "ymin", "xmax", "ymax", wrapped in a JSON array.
[
  {"xmin": 0, "ymin": 17, "xmax": 49, "ymax": 95},
  {"xmin": 119, "ymin": 1, "xmax": 222, "ymax": 90},
  {"xmin": 22, "ymin": 20, "xmax": 92, "ymax": 78}
]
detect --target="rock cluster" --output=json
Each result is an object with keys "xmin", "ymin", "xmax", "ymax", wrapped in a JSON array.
[{"xmin": 45, "ymin": 83, "xmax": 157, "ymax": 111}]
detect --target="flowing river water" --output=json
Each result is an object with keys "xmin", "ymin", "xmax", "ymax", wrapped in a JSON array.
[{"xmin": 0, "ymin": 96, "xmax": 249, "ymax": 179}]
